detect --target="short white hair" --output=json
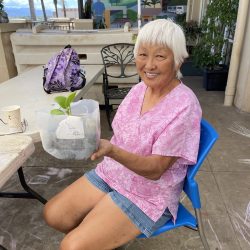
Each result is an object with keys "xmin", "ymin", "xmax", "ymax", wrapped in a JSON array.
[{"xmin": 134, "ymin": 19, "xmax": 188, "ymax": 79}]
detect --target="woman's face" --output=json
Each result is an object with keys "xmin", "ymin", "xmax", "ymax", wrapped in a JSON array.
[{"xmin": 135, "ymin": 43, "xmax": 178, "ymax": 90}]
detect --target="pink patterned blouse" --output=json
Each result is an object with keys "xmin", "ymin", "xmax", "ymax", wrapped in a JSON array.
[{"xmin": 95, "ymin": 82, "xmax": 202, "ymax": 222}]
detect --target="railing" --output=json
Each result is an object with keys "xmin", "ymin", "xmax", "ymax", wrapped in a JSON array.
[{"xmin": 27, "ymin": 20, "xmax": 75, "ymax": 30}]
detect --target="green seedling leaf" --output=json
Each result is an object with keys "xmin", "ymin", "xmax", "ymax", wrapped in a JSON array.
[
  {"xmin": 66, "ymin": 92, "xmax": 76, "ymax": 108},
  {"xmin": 65, "ymin": 107, "xmax": 71, "ymax": 116},
  {"xmin": 51, "ymin": 92, "xmax": 77, "ymax": 116},
  {"xmin": 50, "ymin": 109, "xmax": 65, "ymax": 115},
  {"xmin": 54, "ymin": 96, "xmax": 67, "ymax": 109}
]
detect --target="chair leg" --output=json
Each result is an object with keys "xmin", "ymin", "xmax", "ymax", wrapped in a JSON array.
[
  {"xmin": 195, "ymin": 209, "xmax": 210, "ymax": 250},
  {"xmin": 105, "ymin": 97, "xmax": 112, "ymax": 130}
]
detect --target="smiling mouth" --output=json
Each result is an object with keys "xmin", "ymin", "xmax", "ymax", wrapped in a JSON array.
[{"xmin": 145, "ymin": 72, "xmax": 158, "ymax": 78}]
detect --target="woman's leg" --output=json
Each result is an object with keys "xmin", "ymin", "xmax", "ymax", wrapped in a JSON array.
[
  {"xmin": 60, "ymin": 194, "xmax": 141, "ymax": 250},
  {"xmin": 43, "ymin": 175, "xmax": 106, "ymax": 233}
]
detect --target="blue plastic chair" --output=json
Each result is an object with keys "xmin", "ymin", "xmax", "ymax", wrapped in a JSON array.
[{"xmin": 138, "ymin": 119, "xmax": 219, "ymax": 250}]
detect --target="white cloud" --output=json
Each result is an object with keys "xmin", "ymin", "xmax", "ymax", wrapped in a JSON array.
[{"xmin": 3, "ymin": 0, "xmax": 78, "ymax": 10}]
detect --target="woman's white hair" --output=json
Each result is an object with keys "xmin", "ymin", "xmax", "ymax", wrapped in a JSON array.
[{"xmin": 134, "ymin": 19, "xmax": 188, "ymax": 79}]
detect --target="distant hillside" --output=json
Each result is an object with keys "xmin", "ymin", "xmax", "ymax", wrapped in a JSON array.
[{"xmin": 5, "ymin": 7, "xmax": 53, "ymax": 18}]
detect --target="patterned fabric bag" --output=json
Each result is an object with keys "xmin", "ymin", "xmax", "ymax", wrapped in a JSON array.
[{"xmin": 43, "ymin": 45, "xmax": 86, "ymax": 94}]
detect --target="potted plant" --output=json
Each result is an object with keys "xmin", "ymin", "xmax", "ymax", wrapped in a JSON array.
[
  {"xmin": 37, "ymin": 92, "xmax": 101, "ymax": 160},
  {"xmin": 183, "ymin": 21, "xmax": 201, "ymax": 54},
  {"xmin": 176, "ymin": 18, "xmax": 203, "ymax": 76},
  {"xmin": 0, "ymin": 0, "xmax": 9, "ymax": 23},
  {"xmin": 192, "ymin": 0, "xmax": 239, "ymax": 91}
]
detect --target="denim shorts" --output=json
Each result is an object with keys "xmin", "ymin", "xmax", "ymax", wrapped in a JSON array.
[{"xmin": 85, "ymin": 169, "xmax": 172, "ymax": 238}]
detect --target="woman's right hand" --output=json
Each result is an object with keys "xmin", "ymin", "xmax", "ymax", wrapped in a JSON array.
[{"xmin": 90, "ymin": 139, "xmax": 113, "ymax": 161}]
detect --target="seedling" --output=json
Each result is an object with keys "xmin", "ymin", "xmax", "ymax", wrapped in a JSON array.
[{"xmin": 50, "ymin": 92, "xmax": 76, "ymax": 115}]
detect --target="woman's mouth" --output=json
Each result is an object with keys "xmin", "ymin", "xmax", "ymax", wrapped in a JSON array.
[{"xmin": 145, "ymin": 72, "xmax": 158, "ymax": 78}]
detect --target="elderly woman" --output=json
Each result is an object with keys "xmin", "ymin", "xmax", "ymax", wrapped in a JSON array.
[{"xmin": 43, "ymin": 19, "xmax": 202, "ymax": 250}]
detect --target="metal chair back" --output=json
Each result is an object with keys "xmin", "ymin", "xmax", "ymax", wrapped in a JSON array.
[{"xmin": 100, "ymin": 43, "xmax": 138, "ymax": 129}]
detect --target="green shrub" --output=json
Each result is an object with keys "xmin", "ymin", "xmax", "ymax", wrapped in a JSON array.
[{"xmin": 193, "ymin": 0, "xmax": 239, "ymax": 70}]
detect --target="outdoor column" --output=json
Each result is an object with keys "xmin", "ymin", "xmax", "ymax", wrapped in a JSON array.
[
  {"xmin": 224, "ymin": 0, "xmax": 249, "ymax": 110},
  {"xmin": 0, "ymin": 23, "xmax": 27, "ymax": 83},
  {"xmin": 232, "ymin": 1, "xmax": 250, "ymax": 113},
  {"xmin": 186, "ymin": 0, "xmax": 201, "ymax": 23}
]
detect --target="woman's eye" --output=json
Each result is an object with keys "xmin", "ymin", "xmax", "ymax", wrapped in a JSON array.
[
  {"xmin": 139, "ymin": 53, "xmax": 146, "ymax": 57},
  {"xmin": 156, "ymin": 55, "xmax": 165, "ymax": 59}
]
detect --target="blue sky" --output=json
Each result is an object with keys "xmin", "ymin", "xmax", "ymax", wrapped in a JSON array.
[{"xmin": 3, "ymin": 0, "xmax": 78, "ymax": 10}]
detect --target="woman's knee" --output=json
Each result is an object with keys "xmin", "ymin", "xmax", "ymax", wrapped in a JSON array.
[
  {"xmin": 43, "ymin": 199, "xmax": 80, "ymax": 233},
  {"xmin": 43, "ymin": 199, "xmax": 67, "ymax": 232},
  {"xmin": 43, "ymin": 200, "xmax": 59, "ymax": 227},
  {"xmin": 60, "ymin": 233, "xmax": 93, "ymax": 250},
  {"xmin": 60, "ymin": 235, "xmax": 77, "ymax": 250}
]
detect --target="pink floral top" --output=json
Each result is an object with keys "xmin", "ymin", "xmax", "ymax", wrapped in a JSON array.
[{"xmin": 96, "ymin": 82, "xmax": 202, "ymax": 222}]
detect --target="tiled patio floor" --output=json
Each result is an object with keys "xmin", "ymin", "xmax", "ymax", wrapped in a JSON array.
[{"xmin": 0, "ymin": 76, "xmax": 250, "ymax": 250}]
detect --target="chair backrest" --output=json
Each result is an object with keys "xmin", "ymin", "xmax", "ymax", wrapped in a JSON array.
[
  {"xmin": 183, "ymin": 119, "xmax": 218, "ymax": 209},
  {"xmin": 101, "ymin": 43, "xmax": 138, "ymax": 79}
]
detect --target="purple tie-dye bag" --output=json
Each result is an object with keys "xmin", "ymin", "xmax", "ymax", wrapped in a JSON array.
[{"xmin": 43, "ymin": 45, "xmax": 86, "ymax": 94}]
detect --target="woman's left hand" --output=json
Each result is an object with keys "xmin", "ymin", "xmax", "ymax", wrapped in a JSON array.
[{"xmin": 90, "ymin": 139, "xmax": 113, "ymax": 161}]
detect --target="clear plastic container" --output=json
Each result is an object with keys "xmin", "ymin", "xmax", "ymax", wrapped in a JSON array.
[{"xmin": 36, "ymin": 99, "xmax": 100, "ymax": 160}]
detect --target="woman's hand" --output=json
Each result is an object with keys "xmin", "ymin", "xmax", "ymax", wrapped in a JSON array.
[{"xmin": 90, "ymin": 139, "xmax": 113, "ymax": 161}]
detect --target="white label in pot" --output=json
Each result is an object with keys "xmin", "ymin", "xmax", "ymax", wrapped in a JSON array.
[{"xmin": 56, "ymin": 116, "xmax": 85, "ymax": 139}]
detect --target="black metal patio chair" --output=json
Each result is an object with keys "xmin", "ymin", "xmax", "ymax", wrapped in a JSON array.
[{"xmin": 100, "ymin": 43, "xmax": 139, "ymax": 130}]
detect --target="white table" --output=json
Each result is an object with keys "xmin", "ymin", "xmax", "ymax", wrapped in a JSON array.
[
  {"xmin": 0, "ymin": 65, "xmax": 104, "ymax": 142},
  {"xmin": 0, "ymin": 135, "xmax": 47, "ymax": 204}
]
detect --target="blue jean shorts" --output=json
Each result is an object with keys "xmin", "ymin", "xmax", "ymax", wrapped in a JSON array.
[{"xmin": 85, "ymin": 169, "xmax": 172, "ymax": 238}]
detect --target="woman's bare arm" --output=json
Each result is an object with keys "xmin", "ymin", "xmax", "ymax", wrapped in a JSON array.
[{"xmin": 91, "ymin": 139, "xmax": 177, "ymax": 180}]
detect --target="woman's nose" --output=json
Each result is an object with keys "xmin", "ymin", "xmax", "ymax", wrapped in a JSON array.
[{"xmin": 145, "ymin": 57, "xmax": 156, "ymax": 70}]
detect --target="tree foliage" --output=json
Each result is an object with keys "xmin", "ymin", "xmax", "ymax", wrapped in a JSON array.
[
  {"xmin": 150, "ymin": 0, "xmax": 160, "ymax": 8},
  {"xmin": 141, "ymin": 0, "xmax": 152, "ymax": 8},
  {"xmin": 0, "ymin": 0, "xmax": 4, "ymax": 11}
]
